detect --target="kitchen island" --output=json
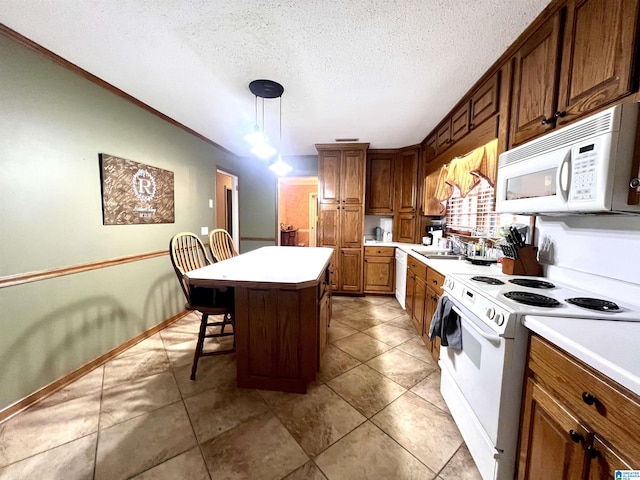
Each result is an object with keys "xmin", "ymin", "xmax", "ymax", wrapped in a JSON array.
[{"xmin": 186, "ymin": 246, "xmax": 333, "ymax": 393}]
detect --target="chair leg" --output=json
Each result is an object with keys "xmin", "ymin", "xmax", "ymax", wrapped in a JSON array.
[{"xmin": 191, "ymin": 313, "xmax": 209, "ymax": 381}]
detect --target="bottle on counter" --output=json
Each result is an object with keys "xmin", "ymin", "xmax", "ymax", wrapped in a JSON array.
[{"xmin": 422, "ymin": 227, "xmax": 433, "ymax": 246}]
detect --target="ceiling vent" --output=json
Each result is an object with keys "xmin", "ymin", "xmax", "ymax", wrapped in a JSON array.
[{"xmin": 335, "ymin": 138, "xmax": 359, "ymax": 142}]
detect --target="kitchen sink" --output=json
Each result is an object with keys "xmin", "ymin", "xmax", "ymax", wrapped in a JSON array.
[{"xmin": 413, "ymin": 250, "xmax": 465, "ymax": 260}]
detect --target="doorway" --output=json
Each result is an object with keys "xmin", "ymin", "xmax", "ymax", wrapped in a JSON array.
[
  {"xmin": 216, "ymin": 169, "xmax": 239, "ymax": 248},
  {"xmin": 277, "ymin": 176, "xmax": 318, "ymax": 247}
]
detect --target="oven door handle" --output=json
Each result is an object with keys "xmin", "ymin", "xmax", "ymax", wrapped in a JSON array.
[{"xmin": 451, "ymin": 305, "xmax": 502, "ymax": 343}]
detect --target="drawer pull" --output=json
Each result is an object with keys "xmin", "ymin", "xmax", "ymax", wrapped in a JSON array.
[
  {"xmin": 432, "ymin": 280, "xmax": 438, "ymax": 284},
  {"xmin": 568, "ymin": 430, "xmax": 583, "ymax": 444},
  {"xmin": 581, "ymin": 392, "xmax": 597, "ymax": 406},
  {"xmin": 586, "ymin": 446, "xmax": 601, "ymax": 459}
]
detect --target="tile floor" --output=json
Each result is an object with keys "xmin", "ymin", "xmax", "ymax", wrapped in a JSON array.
[{"xmin": 0, "ymin": 295, "xmax": 481, "ymax": 480}]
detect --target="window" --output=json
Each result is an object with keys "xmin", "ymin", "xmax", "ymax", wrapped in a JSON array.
[{"xmin": 445, "ymin": 176, "xmax": 531, "ymax": 237}]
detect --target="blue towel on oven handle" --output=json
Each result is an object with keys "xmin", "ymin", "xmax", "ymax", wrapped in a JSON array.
[{"xmin": 429, "ymin": 295, "xmax": 462, "ymax": 350}]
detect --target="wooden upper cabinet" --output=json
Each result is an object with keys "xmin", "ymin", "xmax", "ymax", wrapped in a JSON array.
[
  {"xmin": 423, "ymin": 168, "xmax": 446, "ymax": 216},
  {"xmin": 318, "ymin": 151, "xmax": 341, "ymax": 204},
  {"xmin": 341, "ymin": 149, "xmax": 366, "ymax": 204},
  {"xmin": 366, "ymin": 151, "xmax": 395, "ymax": 215},
  {"xmin": 470, "ymin": 72, "xmax": 500, "ymax": 129},
  {"xmin": 556, "ymin": 0, "xmax": 639, "ymax": 126},
  {"xmin": 510, "ymin": 11, "xmax": 563, "ymax": 147},
  {"xmin": 425, "ymin": 135, "xmax": 437, "ymax": 163},
  {"xmin": 436, "ymin": 121, "xmax": 452, "ymax": 152},
  {"xmin": 451, "ymin": 102, "xmax": 470, "ymax": 143},
  {"xmin": 395, "ymin": 148, "xmax": 419, "ymax": 212}
]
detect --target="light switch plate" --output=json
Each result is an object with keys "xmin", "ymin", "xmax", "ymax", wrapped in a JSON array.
[
  {"xmin": 209, "ymin": 199, "xmax": 213, "ymax": 208},
  {"xmin": 201, "ymin": 226, "xmax": 209, "ymax": 235}
]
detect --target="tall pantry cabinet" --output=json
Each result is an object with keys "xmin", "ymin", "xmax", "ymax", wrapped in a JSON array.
[{"xmin": 316, "ymin": 143, "xmax": 369, "ymax": 294}]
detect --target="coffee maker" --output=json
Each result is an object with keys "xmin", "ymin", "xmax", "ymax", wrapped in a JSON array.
[{"xmin": 374, "ymin": 226, "xmax": 383, "ymax": 241}]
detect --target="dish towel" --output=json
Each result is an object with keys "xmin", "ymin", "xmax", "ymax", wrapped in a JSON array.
[{"xmin": 429, "ymin": 296, "xmax": 462, "ymax": 350}]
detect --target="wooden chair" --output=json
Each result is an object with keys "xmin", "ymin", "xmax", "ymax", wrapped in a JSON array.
[
  {"xmin": 208, "ymin": 228, "xmax": 239, "ymax": 262},
  {"xmin": 169, "ymin": 232, "xmax": 235, "ymax": 380}
]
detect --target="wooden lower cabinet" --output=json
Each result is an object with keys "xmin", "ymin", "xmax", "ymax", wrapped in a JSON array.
[
  {"xmin": 518, "ymin": 335, "xmax": 640, "ymax": 479},
  {"xmin": 364, "ymin": 246, "xmax": 395, "ymax": 294},
  {"xmin": 422, "ymin": 268, "xmax": 445, "ymax": 364},
  {"xmin": 318, "ymin": 287, "xmax": 331, "ymax": 366},
  {"xmin": 405, "ymin": 257, "xmax": 427, "ymax": 336},
  {"xmin": 339, "ymin": 248, "xmax": 362, "ymax": 293}
]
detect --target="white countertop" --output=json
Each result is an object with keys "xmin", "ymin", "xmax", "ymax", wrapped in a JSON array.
[
  {"xmin": 522, "ymin": 316, "xmax": 640, "ymax": 396},
  {"xmin": 185, "ymin": 246, "xmax": 334, "ymax": 289},
  {"xmin": 372, "ymin": 241, "xmax": 503, "ymax": 277}
]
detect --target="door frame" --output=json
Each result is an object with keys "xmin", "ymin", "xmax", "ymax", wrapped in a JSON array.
[{"xmin": 216, "ymin": 167, "xmax": 240, "ymax": 249}]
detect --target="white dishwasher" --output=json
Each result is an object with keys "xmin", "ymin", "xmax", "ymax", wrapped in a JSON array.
[{"xmin": 395, "ymin": 248, "xmax": 407, "ymax": 308}]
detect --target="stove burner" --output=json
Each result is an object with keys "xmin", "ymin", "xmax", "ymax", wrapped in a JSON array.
[
  {"xmin": 504, "ymin": 291, "xmax": 561, "ymax": 307},
  {"xmin": 470, "ymin": 276, "xmax": 505, "ymax": 285},
  {"xmin": 566, "ymin": 297, "xmax": 621, "ymax": 312},
  {"xmin": 509, "ymin": 278, "xmax": 555, "ymax": 289}
]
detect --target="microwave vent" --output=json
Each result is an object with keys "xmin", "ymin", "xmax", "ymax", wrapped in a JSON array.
[{"xmin": 500, "ymin": 112, "xmax": 613, "ymax": 166}]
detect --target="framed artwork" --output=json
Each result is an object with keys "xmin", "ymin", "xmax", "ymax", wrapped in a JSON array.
[{"xmin": 99, "ymin": 153, "xmax": 175, "ymax": 225}]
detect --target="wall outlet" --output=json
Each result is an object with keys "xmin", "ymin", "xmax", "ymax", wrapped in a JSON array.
[
  {"xmin": 209, "ymin": 199, "xmax": 213, "ymax": 208},
  {"xmin": 201, "ymin": 226, "xmax": 209, "ymax": 235}
]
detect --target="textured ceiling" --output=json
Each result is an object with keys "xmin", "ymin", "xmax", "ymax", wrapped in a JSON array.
[{"xmin": 1, "ymin": 0, "xmax": 551, "ymax": 157}]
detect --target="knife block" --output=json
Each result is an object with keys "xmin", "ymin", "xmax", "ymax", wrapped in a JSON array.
[{"xmin": 502, "ymin": 245, "xmax": 543, "ymax": 276}]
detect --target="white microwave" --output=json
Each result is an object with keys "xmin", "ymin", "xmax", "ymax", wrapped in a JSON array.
[{"xmin": 496, "ymin": 103, "xmax": 640, "ymax": 215}]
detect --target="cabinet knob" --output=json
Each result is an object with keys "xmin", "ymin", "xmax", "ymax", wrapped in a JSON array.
[
  {"xmin": 581, "ymin": 392, "xmax": 597, "ymax": 406},
  {"xmin": 469, "ymin": 124, "xmax": 474, "ymax": 130},
  {"xmin": 568, "ymin": 430, "xmax": 583, "ymax": 443},
  {"xmin": 630, "ymin": 177, "xmax": 640, "ymax": 189},
  {"xmin": 541, "ymin": 116, "xmax": 552, "ymax": 125},
  {"xmin": 586, "ymin": 446, "xmax": 601, "ymax": 459},
  {"xmin": 554, "ymin": 111, "xmax": 567, "ymax": 119}
]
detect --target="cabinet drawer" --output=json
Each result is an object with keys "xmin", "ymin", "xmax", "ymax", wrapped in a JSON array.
[
  {"xmin": 528, "ymin": 335, "xmax": 640, "ymax": 460},
  {"xmin": 407, "ymin": 257, "xmax": 427, "ymax": 279},
  {"xmin": 426, "ymin": 268, "xmax": 445, "ymax": 295},
  {"xmin": 364, "ymin": 246, "xmax": 395, "ymax": 257}
]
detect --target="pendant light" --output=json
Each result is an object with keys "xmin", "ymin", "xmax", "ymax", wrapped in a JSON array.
[{"xmin": 245, "ymin": 80, "xmax": 292, "ymax": 175}]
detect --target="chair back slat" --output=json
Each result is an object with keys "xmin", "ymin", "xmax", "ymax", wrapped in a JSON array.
[
  {"xmin": 170, "ymin": 232, "xmax": 212, "ymax": 302},
  {"xmin": 208, "ymin": 229, "xmax": 239, "ymax": 262}
]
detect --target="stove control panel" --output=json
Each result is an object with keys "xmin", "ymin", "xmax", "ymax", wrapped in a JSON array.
[{"xmin": 443, "ymin": 274, "xmax": 516, "ymax": 337}]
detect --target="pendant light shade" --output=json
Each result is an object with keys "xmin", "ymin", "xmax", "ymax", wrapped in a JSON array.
[{"xmin": 245, "ymin": 79, "xmax": 292, "ymax": 175}]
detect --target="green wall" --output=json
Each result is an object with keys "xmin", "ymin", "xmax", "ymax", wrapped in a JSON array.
[{"xmin": 0, "ymin": 34, "xmax": 281, "ymax": 410}]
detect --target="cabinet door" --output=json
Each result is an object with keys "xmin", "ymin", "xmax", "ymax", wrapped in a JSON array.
[
  {"xmin": 425, "ymin": 135, "xmax": 437, "ymax": 163},
  {"xmin": 557, "ymin": 0, "xmax": 639, "ymax": 126},
  {"xmin": 451, "ymin": 102, "xmax": 470, "ymax": 143},
  {"xmin": 423, "ymin": 168, "xmax": 447, "ymax": 216},
  {"xmin": 318, "ymin": 291, "xmax": 330, "ymax": 366},
  {"xmin": 340, "ymin": 204, "xmax": 363, "ymax": 248},
  {"xmin": 318, "ymin": 204, "xmax": 340, "ymax": 248},
  {"xmin": 412, "ymin": 277, "xmax": 427, "ymax": 336},
  {"xmin": 340, "ymin": 248, "xmax": 362, "ymax": 293},
  {"xmin": 319, "ymin": 150, "xmax": 341, "ymax": 204},
  {"xmin": 510, "ymin": 12, "xmax": 563, "ymax": 147},
  {"xmin": 423, "ymin": 288, "xmax": 439, "ymax": 358},
  {"xmin": 470, "ymin": 72, "xmax": 500, "ymax": 130},
  {"xmin": 436, "ymin": 121, "xmax": 452, "ymax": 152},
  {"xmin": 518, "ymin": 378, "xmax": 589, "ymax": 480},
  {"xmin": 395, "ymin": 212, "xmax": 417, "ymax": 243},
  {"xmin": 329, "ymin": 248, "xmax": 339, "ymax": 291},
  {"xmin": 395, "ymin": 149, "xmax": 419, "ymax": 212},
  {"xmin": 587, "ymin": 435, "xmax": 634, "ymax": 480},
  {"xmin": 366, "ymin": 152, "xmax": 395, "ymax": 214},
  {"xmin": 363, "ymin": 256, "xmax": 395, "ymax": 293},
  {"xmin": 405, "ymin": 270, "xmax": 415, "ymax": 317},
  {"xmin": 341, "ymin": 149, "xmax": 365, "ymax": 204}
]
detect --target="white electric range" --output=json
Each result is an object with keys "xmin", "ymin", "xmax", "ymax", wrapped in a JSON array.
[{"xmin": 437, "ymin": 271, "xmax": 640, "ymax": 480}]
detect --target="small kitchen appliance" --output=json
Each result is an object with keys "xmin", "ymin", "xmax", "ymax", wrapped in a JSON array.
[{"xmin": 373, "ymin": 226, "xmax": 383, "ymax": 241}]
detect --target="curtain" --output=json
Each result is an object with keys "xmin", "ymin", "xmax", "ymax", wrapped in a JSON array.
[{"xmin": 434, "ymin": 138, "xmax": 498, "ymax": 200}]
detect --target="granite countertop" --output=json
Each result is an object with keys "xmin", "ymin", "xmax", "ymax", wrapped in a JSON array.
[{"xmin": 522, "ymin": 316, "xmax": 640, "ymax": 396}]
